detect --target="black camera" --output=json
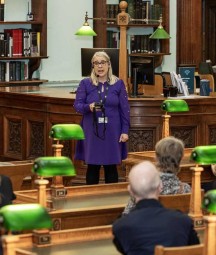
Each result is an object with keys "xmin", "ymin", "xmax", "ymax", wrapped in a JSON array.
[{"xmin": 94, "ymin": 102, "xmax": 104, "ymax": 109}]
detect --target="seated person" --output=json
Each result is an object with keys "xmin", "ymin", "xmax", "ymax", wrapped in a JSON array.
[
  {"xmin": 0, "ymin": 175, "xmax": 16, "ymax": 207},
  {"xmin": 112, "ymin": 161, "xmax": 199, "ymax": 255},
  {"xmin": 122, "ymin": 136, "xmax": 190, "ymax": 215}
]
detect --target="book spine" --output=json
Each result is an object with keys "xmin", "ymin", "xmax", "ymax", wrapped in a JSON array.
[
  {"xmin": 5, "ymin": 61, "xmax": 9, "ymax": 82},
  {"xmin": 0, "ymin": 3, "xmax": 4, "ymax": 21},
  {"xmin": 15, "ymin": 61, "xmax": 21, "ymax": 81},
  {"xmin": 12, "ymin": 29, "xmax": 19, "ymax": 56}
]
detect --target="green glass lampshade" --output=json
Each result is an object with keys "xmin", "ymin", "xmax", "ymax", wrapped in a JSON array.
[
  {"xmin": 202, "ymin": 190, "xmax": 216, "ymax": 214},
  {"xmin": 49, "ymin": 124, "xmax": 85, "ymax": 140},
  {"xmin": 149, "ymin": 27, "xmax": 170, "ymax": 39},
  {"xmin": 75, "ymin": 23, "xmax": 97, "ymax": 36},
  {"xmin": 0, "ymin": 204, "xmax": 52, "ymax": 231},
  {"xmin": 190, "ymin": 145, "xmax": 216, "ymax": 165},
  {"xmin": 32, "ymin": 156, "xmax": 76, "ymax": 177},
  {"xmin": 161, "ymin": 99, "xmax": 189, "ymax": 112}
]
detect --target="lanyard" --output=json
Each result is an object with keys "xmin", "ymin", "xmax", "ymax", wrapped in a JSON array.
[
  {"xmin": 93, "ymin": 83, "xmax": 109, "ymax": 140},
  {"xmin": 97, "ymin": 83, "xmax": 109, "ymax": 105}
]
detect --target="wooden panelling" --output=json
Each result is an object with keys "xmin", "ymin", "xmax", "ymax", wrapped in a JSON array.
[
  {"xmin": 203, "ymin": 0, "xmax": 216, "ymax": 64},
  {"xmin": 177, "ymin": 0, "xmax": 202, "ymax": 67},
  {"xmin": 1, "ymin": 87, "xmax": 216, "ymax": 182}
]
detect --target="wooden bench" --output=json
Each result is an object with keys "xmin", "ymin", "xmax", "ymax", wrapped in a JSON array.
[
  {"xmin": 154, "ymin": 244, "xmax": 204, "ymax": 255},
  {"xmin": 159, "ymin": 191, "xmax": 204, "ymax": 214},
  {"xmin": 0, "ymin": 160, "xmax": 33, "ymax": 191}
]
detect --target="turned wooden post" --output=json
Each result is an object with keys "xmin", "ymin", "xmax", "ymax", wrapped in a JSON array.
[
  {"xmin": 162, "ymin": 113, "xmax": 171, "ymax": 138},
  {"xmin": 188, "ymin": 165, "xmax": 204, "ymax": 229}
]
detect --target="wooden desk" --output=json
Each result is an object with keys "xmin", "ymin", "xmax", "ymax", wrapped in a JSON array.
[
  {"xmin": 0, "ymin": 161, "xmax": 33, "ymax": 191},
  {"xmin": 14, "ymin": 180, "xmax": 204, "ymax": 232},
  {"xmin": 1, "ymin": 86, "xmax": 216, "ymax": 183},
  {"xmin": 3, "ymin": 225, "xmax": 120, "ymax": 255},
  {"xmin": 15, "ymin": 183, "xmax": 129, "ymax": 230}
]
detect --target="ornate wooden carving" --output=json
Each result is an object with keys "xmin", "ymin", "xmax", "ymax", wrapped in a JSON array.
[
  {"xmin": 129, "ymin": 129, "xmax": 155, "ymax": 152},
  {"xmin": 209, "ymin": 126, "xmax": 216, "ymax": 144},
  {"xmin": 171, "ymin": 127, "xmax": 196, "ymax": 148},
  {"xmin": 28, "ymin": 121, "xmax": 44, "ymax": 158},
  {"xmin": 8, "ymin": 119, "xmax": 22, "ymax": 155}
]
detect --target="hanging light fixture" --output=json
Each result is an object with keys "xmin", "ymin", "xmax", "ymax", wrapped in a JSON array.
[{"xmin": 75, "ymin": 12, "xmax": 97, "ymax": 36}]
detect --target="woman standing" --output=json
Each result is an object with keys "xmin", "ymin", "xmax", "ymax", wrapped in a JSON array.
[{"xmin": 74, "ymin": 51, "xmax": 130, "ymax": 185}]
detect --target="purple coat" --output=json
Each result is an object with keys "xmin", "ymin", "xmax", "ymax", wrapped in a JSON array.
[{"xmin": 73, "ymin": 78, "xmax": 130, "ymax": 165}]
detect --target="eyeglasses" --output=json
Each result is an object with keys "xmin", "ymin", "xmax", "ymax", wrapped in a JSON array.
[{"xmin": 93, "ymin": 60, "xmax": 108, "ymax": 67}]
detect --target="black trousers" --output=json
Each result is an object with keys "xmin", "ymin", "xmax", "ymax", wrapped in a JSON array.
[{"xmin": 86, "ymin": 164, "xmax": 118, "ymax": 185}]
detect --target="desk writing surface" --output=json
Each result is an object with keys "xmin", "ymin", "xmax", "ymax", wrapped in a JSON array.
[
  {"xmin": 52, "ymin": 191, "xmax": 129, "ymax": 210},
  {"xmin": 25, "ymin": 239, "xmax": 120, "ymax": 255},
  {"xmin": 15, "ymin": 183, "xmax": 129, "ymax": 210}
]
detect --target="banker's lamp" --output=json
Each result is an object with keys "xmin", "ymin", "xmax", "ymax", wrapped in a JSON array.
[
  {"xmin": 32, "ymin": 156, "xmax": 76, "ymax": 206},
  {"xmin": 161, "ymin": 99, "xmax": 189, "ymax": 138},
  {"xmin": 192, "ymin": 146, "xmax": 216, "ymax": 255},
  {"xmin": 0, "ymin": 204, "xmax": 52, "ymax": 250},
  {"xmin": 33, "ymin": 156, "xmax": 76, "ymax": 177},
  {"xmin": 202, "ymin": 189, "xmax": 216, "ymax": 255},
  {"xmin": 49, "ymin": 123, "xmax": 84, "ymax": 189},
  {"xmin": 0, "ymin": 203, "xmax": 52, "ymax": 232},
  {"xmin": 189, "ymin": 145, "xmax": 216, "ymax": 229},
  {"xmin": 75, "ymin": 1, "xmax": 170, "ymax": 87},
  {"xmin": 49, "ymin": 124, "xmax": 85, "ymax": 158}
]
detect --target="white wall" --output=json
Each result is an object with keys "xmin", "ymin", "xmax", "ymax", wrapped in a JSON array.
[
  {"xmin": 162, "ymin": 0, "xmax": 177, "ymax": 72},
  {"xmin": 40, "ymin": 0, "xmax": 93, "ymax": 82}
]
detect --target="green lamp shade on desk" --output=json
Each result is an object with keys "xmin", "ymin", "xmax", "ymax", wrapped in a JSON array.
[
  {"xmin": 190, "ymin": 145, "xmax": 216, "ymax": 165},
  {"xmin": 161, "ymin": 99, "xmax": 189, "ymax": 112},
  {"xmin": 32, "ymin": 156, "xmax": 76, "ymax": 177},
  {"xmin": 0, "ymin": 204, "xmax": 52, "ymax": 231},
  {"xmin": 202, "ymin": 190, "xmax": 216, "ymax": 214},
  {"xmin": 49, "ymin": 124, "xmax": 85, "ymax": 140}
]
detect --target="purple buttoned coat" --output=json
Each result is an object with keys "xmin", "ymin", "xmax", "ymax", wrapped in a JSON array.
[{"xmin": 74, "ymin": 77, "xmax": 130, "ymax": 165}]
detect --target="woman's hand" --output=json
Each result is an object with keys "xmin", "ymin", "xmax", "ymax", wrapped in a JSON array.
[
  {"xmin": 119, "ymin": 133, "xmax": 129, "ymax": 143},
  {"xmin": 89, "ymin": 103, "xmax": 95, "ymax": 112}
]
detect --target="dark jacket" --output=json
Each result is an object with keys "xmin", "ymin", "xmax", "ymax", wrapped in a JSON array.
[
  {"xmin": 112, "ymin": 199, "xmax": 199, "ymax": 255},
  {"xmin": 0, "ymin": 175, "xmax": 16, "ymax": 207}
]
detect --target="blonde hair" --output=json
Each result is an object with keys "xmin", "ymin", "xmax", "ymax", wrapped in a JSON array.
[{"xmin": 90, "ymin": 51, "xmax": 119, "ymax": 85}]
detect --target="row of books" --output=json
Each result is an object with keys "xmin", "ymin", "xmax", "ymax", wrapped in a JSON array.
[
  {"xmin": 0, "ymin": 61, "xmax": 29, "ymax": 82},
  {"xmin": 0, "ymin": 2, "xmax": 4, "ymax": 21},
  {"xmin": 106, "ymin": 31, "xmax": 157, "ymax": 53},
  {"xmin": 106, "ymin": 4, "xmax": 119, "ymax": 24},
  {"xmin": 0, "ymin": 28, "xmax": 40, "ymax": 58},
  {"xmin": 107, "ymin": 31, "xmax": 119, "ymax": 48},
  {"xmin": 106, "ymin": 1, "xmax": 163, "ymax": 24},
  {"xmin": 130, "ymin": 34, "xmax": 157, "ymax": 53}
]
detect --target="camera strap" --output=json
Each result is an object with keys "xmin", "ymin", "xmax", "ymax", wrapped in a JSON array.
[
  {"xmin": 93, "ymin": 107, "xmax": 106, "ymax": 140},
  {"xmin": 93, "ymin": 83, "xmax": 109, "ymax": 140}
]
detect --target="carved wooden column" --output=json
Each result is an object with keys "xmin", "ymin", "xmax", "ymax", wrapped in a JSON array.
[{"xmin": 117, "ymin": 1, "xmax": 129, "ymax": 89}]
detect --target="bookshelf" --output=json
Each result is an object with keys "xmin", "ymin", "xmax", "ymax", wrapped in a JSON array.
[
  {"xmin": 93, "ymin": 0, "xmax": 170, "ymax": 86},
  {"xmin": 0, "ymin": 0, "xmax": 47, "ymax": 86},
  {"xmin": 93, "ymin": 0, "xmax": 170, "ymax": 54}
]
